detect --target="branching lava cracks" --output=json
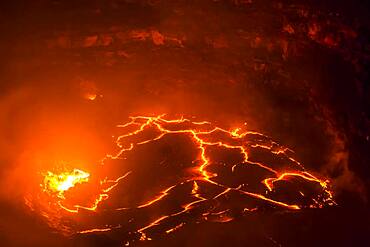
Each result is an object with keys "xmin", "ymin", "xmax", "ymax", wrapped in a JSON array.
[{"xmin": 25, "ymin": 115, "xmax": 335, "ymax": 243}]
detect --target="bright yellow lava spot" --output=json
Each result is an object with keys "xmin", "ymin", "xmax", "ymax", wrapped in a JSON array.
[
  {"xmin": 85, "ymin": 93, "xmax": 97, "ymax": 100},
  {"xmin": 43, "ymin": 169, "xmax": 90, "ymax": 198}
]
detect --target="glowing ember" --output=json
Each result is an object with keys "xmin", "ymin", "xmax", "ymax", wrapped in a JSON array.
[
  {"xmin": 85, "ymin": 93, "xmax": 97, "ymax": 101},
  {"xmin": 27, "ymin": 115, "xmax": 335, "ymax": 242},
  {"xmin": 43, "ymin": 169, "xmax": 90, "ymax": 198}
]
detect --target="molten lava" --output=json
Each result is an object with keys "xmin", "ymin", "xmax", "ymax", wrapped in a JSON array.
[
  {"xmin": 43, "ymin": 169, "xmax": 90, "ymax": 199},
  {"xmin": 26, "ymin": 115, "xmax": 335, "ymax": 243}
]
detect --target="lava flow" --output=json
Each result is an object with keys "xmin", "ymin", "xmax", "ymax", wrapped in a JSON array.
[{"xmin": 25, "ymin": 115, "xmax": 335, "ymax": 243}]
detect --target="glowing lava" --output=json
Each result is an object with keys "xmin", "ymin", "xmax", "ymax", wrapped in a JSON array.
[
  {"xmin": 26, "ymin": 115, "xmax": 335, "ymax": 243},
  {"xmin": 43, "ymin": 169, "xmax": 90, "ymax": 199}
]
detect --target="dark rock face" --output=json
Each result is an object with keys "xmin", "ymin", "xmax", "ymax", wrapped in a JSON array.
[{"xmin": 0, "ymin": 1, "xmax": 369, "ymax": 246}]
